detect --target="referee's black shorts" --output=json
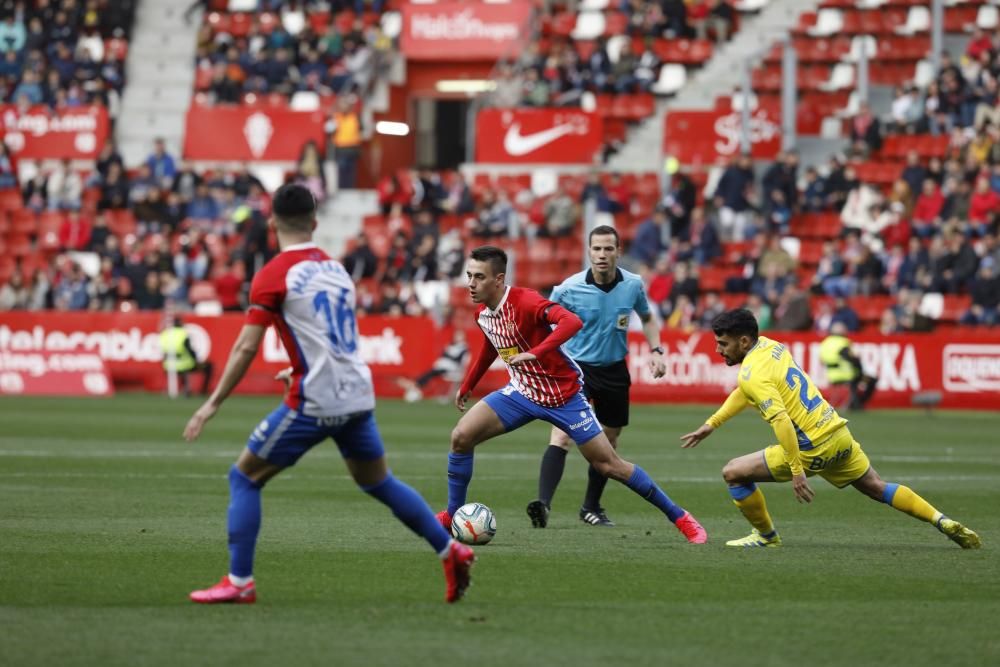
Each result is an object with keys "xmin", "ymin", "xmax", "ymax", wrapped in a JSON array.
[{"xmin": 577, "ymin": 360, "xmax": 631, "ymax": 429}]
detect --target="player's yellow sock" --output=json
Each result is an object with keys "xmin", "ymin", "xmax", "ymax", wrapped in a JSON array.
[
  {"xmin": 729, "ymin": 484, "xmax": 776, "ymax": 537},
  {"xmin": 882, "ymin": 483, "xmax": 943, "ymax": 525}
]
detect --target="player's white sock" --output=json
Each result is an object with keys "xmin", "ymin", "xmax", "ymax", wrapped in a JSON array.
[
  {"xmin": 438, "ymin": 539, "xmax": 455, "ymax": 560},
  {"xmin": 228, "ymin": 574, "xmax": 253, "ymax": 587}
]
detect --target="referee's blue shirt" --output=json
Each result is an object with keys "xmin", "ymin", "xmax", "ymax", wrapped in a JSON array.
[{"xmin": 550, "ymin": 268, "xmax": 651, "ymax": 366}]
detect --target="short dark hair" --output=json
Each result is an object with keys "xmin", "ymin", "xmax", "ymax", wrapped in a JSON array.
[
  {"xmin": 589, "ymin": 225, "xmax": 619, "ymax": 245},
  {"xmin": 469, "ymin": 245, "xmax": 507, "ymax": 276},
  {"xmin": 272, "ymin": 183, "xmax": 316, "ymax": 232},
  {"xmin": 712, "ymin": 308, "xmax": 759, "ymax": 340}
]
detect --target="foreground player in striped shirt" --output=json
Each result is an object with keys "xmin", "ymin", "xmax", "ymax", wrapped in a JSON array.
[
  {"xmin": 436, "ymin": 246, "xmax": 707, "ymax": 544},
  {"xmin": 183, "ymin": 184, "xmax": 474, "ymax": 605}
]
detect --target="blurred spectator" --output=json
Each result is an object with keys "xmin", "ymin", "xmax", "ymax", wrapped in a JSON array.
[
  {"xmin": 743, "ymin": 292, "xmax": 773, "ymax": 330},
  {"xmin": 696, "ymin": 0, "xmax": 733, "ymax": 43},
  {"xmin": 540, "ymin": 186, "xmax": 578, "ymax": 237},
  {"xmin": 98, "ymin": 162, "xmax": 130, "ymax": 210},
  {"xmin": 47, "ymin": 160, "xmax": 83, "ymax": 210},
  {"xmin": 712, "ymin": 154, "xmax": 755, "ymax": 241},
  {"xmin": 813, "ymin": 240, "xmax": 850, "ymax": 297},
  {"xmin": 849, "ymin": 103, "xmax": 882, "ymax": 156},
  {"xmin": 851, "ymin": 245, "xmax": 884, "ymax": 296},
  {"xmin": 0, "ymin": 141, "xmax": 17, "ymax": 189},
  {"xmin": 329, "ymin": 97, "xmax": 361, "ymax": 190},
  {"xmin": 969, "ymin": 178, "xmax": 1000, "ymax": 234},
  {"xmin": 213, "ymin": 261, "xmax": 244, "ymax": 312},
  {"xmin": 0, "ymin": 270, "xmax": 29, "ymax": 310},
  {"xmin": 468, "ymin": 190, "xmax": 514, "ymax": 238},
  {"xmin": 900, "ymin": 151, "xmax": 927, "ymax": 196},
  {"xmin": 698, "ymin": 292, "xmax": 725, "ymax": 329},
  {"xmin": 58, "ymin": 210, "xmax": 92, "ymax": 251},
  {"xmin": 295, "ymin": 139, "xmax": 326, "ymax": 201},
  {"xmin": 343, "ymin": 233, "xmax": 379, "ymax": 281},
  {"xmin": 437, "ymin": 228, "xmax": 465, "ymax": 280},
  {"xmin": 53, "ymin": 261, "xmax": 91, "ymax": 311},
  {"xmin": 801, "ymin": 167, "xmax": 826, "ymax": 212},
  {"xmin": 687, "ymin": 206, "xmax": 721, "ymax": 266},
  {"xmin": 444, "ymin": 173, "xmax": 475, "ymax": 215},
  {"xmin": 773, "ymin": 283, "xmax": 812, "ymax": 331},
  {"xmin": 629, "ymin": 209, "xmax": 669, "ymax": 268},
  {"xmin": 961, "ymin": 263, "xmax": 1000, "ymax": 327},
  {"xmin": 894, "ymin": 288, "xmax": 934, "ymax": 332},
  {"xmin": 665, "ymin": 262, "xmax": 698, "ymax": 316},
  {"xmin": 912, "ymin": 179, "xmax": 945, "ymax": 232}
]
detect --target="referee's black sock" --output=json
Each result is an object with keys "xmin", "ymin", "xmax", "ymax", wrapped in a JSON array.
[
  {"xmin": 538, "ymin": 445, "xmax": 568, "ymax": 508},
  {"xmin": 583, "ymin": 464, "xmax": 610, "ymax": 511}
]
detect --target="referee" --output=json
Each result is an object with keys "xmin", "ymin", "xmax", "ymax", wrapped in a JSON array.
[{"xmin": 527, "ymin": 225, "xmax": 667, "ymax": 528}]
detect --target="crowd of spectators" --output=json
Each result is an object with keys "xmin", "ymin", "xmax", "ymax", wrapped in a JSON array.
[
  {"xmin": 0, "ymin": 0, "xmax": 134, "ymax": 115},
  {"xmin": 194, "ymin": 0, "xmax": 393, "ymax": 105},
  {"xmin": 490, "ymin": 0, "xmax": 734, "ymax": 108}
]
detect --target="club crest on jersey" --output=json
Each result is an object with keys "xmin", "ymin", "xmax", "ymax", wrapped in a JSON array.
[{"xmin": 616, "ymin": 314, "xmax": 629, "ymax": 330}]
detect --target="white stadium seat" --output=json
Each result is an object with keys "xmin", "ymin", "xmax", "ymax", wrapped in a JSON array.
[
  {"xmin": 571, "ymin": 12, "xmax": 606, "ymax": 40},
  {"xmin": 606, "ymin": 34, "xmax": 629, "ymax": 64},
  {"xmin": 579, "ymin": 0, "xmax": 610, "ymax": 10},
  {"xmin": 381, "ymin": 11, "xmax": 402, "ymax": 39},
  {"xmin": 651, "ymin": 64, "xmax": 687, "ymax": 96},
  {"xmin": 290, "ymin": 91, "xmax": 320, "ymax": 111},
  {"xmin": 913, "ymin": 59, "xmax": 935, "ymax": 88},
  {"xmin": 895, "ymin": 6, "xmax": 930, "ymax": 34},
  {"xmin": 730, "ymin": 91, "xmax": 759, "ymax": 111},
  {"xmin": 819, "ymin": 63, "xmax": 855, "ymax": 91},
  {"xmin": 844, "ymin": 35, "xmax": 877, "ymax": 63},
  {"xmin": 808, "ymin": 9, "xmax": 843, "ymax": 37},
  {"xmin": 734, "ymin": 0, "xmax": 769, "ymax": 11},
  {"xmin": 977, "ymin": 6, "xmax": 999, "ymax": 30}
]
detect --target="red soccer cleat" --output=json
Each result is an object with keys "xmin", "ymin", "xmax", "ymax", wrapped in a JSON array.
[
  {"xmin": 442, "ymin": 541, "xmax": 475, "ymax": 603},
  {"xmin": 189, "ymin": 576, "xmax": 257, "ymax": 604},
  {"xmin": 436, "ymin": 509, "xmax": 452, "ymax": 532},
  {"xmin": 675, "ymin": 511, "xmax": 708, "ymax": 544}
]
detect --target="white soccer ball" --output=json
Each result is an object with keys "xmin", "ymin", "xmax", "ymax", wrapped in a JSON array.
[{"xmin": 451, "ymin": 502, "xmax": 497, "ymax": 545}]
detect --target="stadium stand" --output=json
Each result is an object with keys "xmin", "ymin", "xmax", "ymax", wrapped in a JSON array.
[{"xmin": 0, "ymin": 0, "xmax": 997, "ymax": 338}]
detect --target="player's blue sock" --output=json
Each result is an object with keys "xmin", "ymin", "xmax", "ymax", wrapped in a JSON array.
[
  {"xmin": 362, "ymin": 473, "xmax": 452, "ymax": 554},
  {"xmin": 227, "ymin": 465, "xmax": 262, "ymax": 578},
  {"xmin": 447, "ymin": 452, "xmax": 474, "ymax": 515},
  {"xmin": 625, "ymin": 465, "xmax": 685, "ymax": 522}
]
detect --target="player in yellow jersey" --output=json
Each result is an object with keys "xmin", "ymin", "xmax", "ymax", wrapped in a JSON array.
[{"xmin": 680, "ymin": 309, "xmax": 981, "ymax": 549}]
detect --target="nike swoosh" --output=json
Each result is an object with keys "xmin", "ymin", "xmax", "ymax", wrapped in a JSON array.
[{"xmin": 503, "ymin": 122, "xmax": 577, "ymax": 156}]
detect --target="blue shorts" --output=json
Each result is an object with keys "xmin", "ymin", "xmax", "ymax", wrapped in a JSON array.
[
  {"xmin": 483, "ymin": 385, "xmax": 602, "ymax": 446},
  {"xmin": 246, "ymin": 404, "xmax": 386, "ymax": 467}
]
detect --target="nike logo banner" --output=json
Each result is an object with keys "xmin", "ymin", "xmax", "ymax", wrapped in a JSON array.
[{"xmin": 476, "ymin": 109, "xmax": 604, "ymax": 163}]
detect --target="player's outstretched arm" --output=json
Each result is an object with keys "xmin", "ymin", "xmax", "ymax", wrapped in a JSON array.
[
  {"xmin": 183, "ymin": 324, "xmax": 266, "ymax": 442},
  {"xmin": 680, "ymin": 423, "xmax": 715, "ymax": 448},
  {"xmin": 639, "ymin": 312, "xmax": 666, "ymax": 379},
  {"xmin": 455, "ymin": 334, "xmax": 498, "ymax": 412},
  {"xmin": 770, "ymin": 412, "xmax": 815, "ymax": 504},
  {"xmin": 528, "ymin": 303, "xmax": 583, "ymax": 358},
  {"xmin": 681, "ymin": 388, "xmax": 749, "ymax": 448}
]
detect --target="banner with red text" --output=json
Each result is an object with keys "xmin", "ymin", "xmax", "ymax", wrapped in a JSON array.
[
  {"xmin": 476, "ymin": 109, "xmax": 604, "ymax": 164},
  {"xmin": 183, "ymin": 105, "xmax": 327, "ymax": 161},
  {"xmin": 1, "ymin": 105, "xmax": 109, "ymax": 159},
  {"xmin": 664, "ymin": 106, "xmax": 782, "ymax": 164},
  {"xmin": 0, "ymin": 350, "xmax": 114, "ymax": 397},
  {"xmin": 1, "ymin": 313, "xmax": 998, "ymax": 409},
  {"xmin": 401, "ymin": 1, "xmax": 533, "ymax": 61}
]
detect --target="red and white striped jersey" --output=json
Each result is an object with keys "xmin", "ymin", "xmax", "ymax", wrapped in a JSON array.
[
  {"xmin": 464, "ymin": 286, "xmax": 584, "ymax": 407},
  {"xmin": 246, "ymin": 242, "xmax": 374, "ymax": 417}
]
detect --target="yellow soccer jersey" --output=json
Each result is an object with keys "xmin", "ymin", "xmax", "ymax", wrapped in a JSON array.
[{"xmin": 737, "ymin": 336, "xmax": 848, "ymax": 450}]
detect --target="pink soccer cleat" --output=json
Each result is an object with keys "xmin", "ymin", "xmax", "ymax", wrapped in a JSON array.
[
  {"xmin": 442, "ymin": 541, "xmax": 475, "ymax": 603},
  {"xmin": 189, "ymin": 576, "xmax": 257, "ymax": 604},
  {"xmin": 675, "ymin": 511, "xmax": 708, "ymax": 544},
  {"xmin": 436, "ymin": 509, "xmax": 453, "ymax": 532}
]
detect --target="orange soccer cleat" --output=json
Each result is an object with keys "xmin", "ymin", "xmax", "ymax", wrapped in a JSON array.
[
  {"xmin": 675, "ymin": 511, "xmax": 708, "ymax": 544},
  {"xmin": 441, "ymin": 541, "xmax": 475, "ymax": 603},
  {"xmin": 189, "ymin": 576, "xmax": 257, "ymax": 604}
]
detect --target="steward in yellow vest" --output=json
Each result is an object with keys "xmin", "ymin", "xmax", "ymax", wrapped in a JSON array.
[
  {"xmin": 819, "ymin": 322, "xmax": 877, "ymax": 410},
  {"xmin": 160, "ymin": 317, "xmax": 215, "ymax": 397}
]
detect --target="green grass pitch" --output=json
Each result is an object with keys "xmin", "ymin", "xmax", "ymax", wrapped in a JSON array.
[{"xmin": 1, "ymin": 395, "xmax": 998, "ymax": 667}]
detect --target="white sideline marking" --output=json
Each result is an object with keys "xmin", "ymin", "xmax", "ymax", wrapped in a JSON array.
[{"xmin": 3, "ymin": 471, "xmax": 997, "ymax": 484}]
